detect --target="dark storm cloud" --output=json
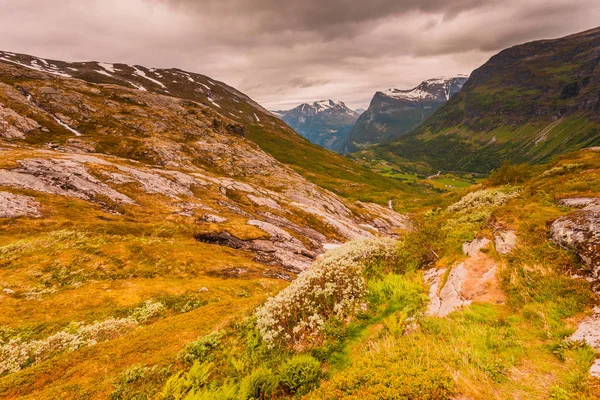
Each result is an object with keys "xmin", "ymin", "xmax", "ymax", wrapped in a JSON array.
[
  {"xmin": 151, "ymin": 0, "xmax": 500, "ymax": 39},
  {"xmin": 0, "ymin": 0, "xmax": 598, "ymax": 109}
]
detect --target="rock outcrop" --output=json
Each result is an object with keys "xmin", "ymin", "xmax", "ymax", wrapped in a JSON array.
[
  {"xmin": 494, "ymin": 230, "xmax": 517, "ymax": 255},
  {"xmin": 0, "ymin": 191, "xmax": 40, "ymax": 218},
  {"xmin": 426, "ymin": 237, "xmax": 506, "ymax": 317},
  {"xmin": 551, "ymin": 199, "xmax": 600, "ymax": 276},
  {"xmin": 571, "ymin": 306, "xmax": 600, "ymax": 377}
]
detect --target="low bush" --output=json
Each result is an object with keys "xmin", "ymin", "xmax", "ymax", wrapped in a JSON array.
[
  {"xmin": 160, "ymin": 361, "xmax": 214, "ymax": 400},
  {"xmin": 130, "ymin": 300, "xmax": 166, "ymax": 323},
  {"xmin": 541, "ymin": 163, "xmax": 585, "ymax": 178},
  {"xmin": 180, "ymin": 331, "xmax": 224, "ymax": 364},
  {"xmin": 255, "ymin": 238, "xmax": 399, "ymax": 348},
  {"xmin": 486, "ymin": 160, "xmax": 532, "ymax": 185},
  {"xmin": 279, "ymin": 355, "xmax": 321, "ymax": 395},
  {"xmin": 447, "ymin": 186, "xmax": 522, "ymax": 213},
  {"xmin": 239, "ymin": 367, "xmax": 279, "ymax": 400},
  {"xmin": 0, "ymin": 317, "xmax": 137, "ymax": 376}
]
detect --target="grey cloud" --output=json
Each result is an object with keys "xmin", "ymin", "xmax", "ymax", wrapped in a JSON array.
[
  {"xmin": 0, "ymin": 0, "xmax": 598, "ymax": 110},
  {"xmin": 152, "ymin": 0, "xmax": 500, "ymax": 38}
]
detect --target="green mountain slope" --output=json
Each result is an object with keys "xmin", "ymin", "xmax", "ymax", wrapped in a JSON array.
[{"xmin": 370, "ymin": 27, "xmax": 600, "ymax": 173}]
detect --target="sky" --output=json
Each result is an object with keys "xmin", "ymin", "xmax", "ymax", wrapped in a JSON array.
[{"xmin": 1, "ymin": 1, "xmax": 599, "ymax": 110}]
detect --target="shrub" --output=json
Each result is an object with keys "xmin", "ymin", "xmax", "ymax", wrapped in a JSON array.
[
  {"xmin": 180, "ymin": 331, "xmax": 223, "ymax": 364},
  {"xmin": 541, "ymin": 163, "xmax": 585, "ymax": 178},
  {"xmin": 255, "ymin": 238, "xmax": 399, "ymax": 348},
  {"xmin": 279, "ymin": 355, "xmax": 321, "ymax": 395},
  {"xmin": 486, "ymin": 160, "xmax": 532, "ymax": 185},
  {"xmin": 0, "ymin": 317, "xmax": 137, "ymax": 375},
  {"xmin": 185, "ymin": 382, "xmax": 238, "ymax": 400},
  {"xmin": 131, "ymin": 300, "xmax": 167, "ymax": 323},
  {"xmin": 160, "ymin": 361, "xmax": 214, "ymax": 400},
  {"xmin": 239, "ymin": 367, "xmax": 279, "ymax": 400},
  {"xmin": 447, "ymin": 186, "xmax": 521, "ymax": 213}
]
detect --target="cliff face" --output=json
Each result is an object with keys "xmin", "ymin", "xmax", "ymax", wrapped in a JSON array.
[{"xmin": 343, "ymin": 76, "xmax": 467, "ymax": 153}]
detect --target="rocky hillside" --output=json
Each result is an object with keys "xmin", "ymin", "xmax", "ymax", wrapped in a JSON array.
[
  {"xmin": 371, "ymin": 27, "xmax": 600, "ymax": 173},
  {"xmin": 274, "ymin": 100, "xmax": 359, "ymax": 152},
  {"xmin": 0, "ymin": 52, "xmax": 417, "ymax": 398},
  {"xmin": 0, "ymin": 52, "xmax": 413, "ymax": 269},
  {"xmin": 0, "ymin": 50, "xmax": 416, "ymax": 206},
  {"xmin": 342, "ymin": 76, "xmax": 467, "ymax": 153}
]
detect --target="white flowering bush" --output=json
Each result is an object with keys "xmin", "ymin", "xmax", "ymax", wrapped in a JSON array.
[
  {"xmin": 448, "ymin": 186, "xmax": 522, "ymax": 213},
  {"xmin": 256, "ymin": 238, "xmax": 399, "ymax": 348},
  {"xmin": 0, "ymin": 317, "xmax": 137, "ymax": 375},
  {"xmin": 131, "ymin": 300, "xmax": 167, "ymax": 323},
  {"xmin": 540, "ymin": 163, "xmax": 585, "ymax": 178}
]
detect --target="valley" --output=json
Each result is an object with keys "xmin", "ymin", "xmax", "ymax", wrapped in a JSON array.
[{"xmin": 0, "ymin": 20, "xmax": 600, "ymax": 400}]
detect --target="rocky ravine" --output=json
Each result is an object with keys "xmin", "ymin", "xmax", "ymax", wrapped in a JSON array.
[{"xmin": 0, "ymin": 59, "xmax": 409, "ymax": 273}]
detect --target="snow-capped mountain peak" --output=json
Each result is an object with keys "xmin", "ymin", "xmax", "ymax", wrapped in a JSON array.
[
  {"xmin": 273, "ymin": 99, "xmax": 359, "ymax": 152},
  {"xmin": 381, "ymin": 76, "xmax": 469, "ymax": 102}
]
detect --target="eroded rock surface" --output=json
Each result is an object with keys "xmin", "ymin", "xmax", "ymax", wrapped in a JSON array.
[
  {"xmin": 551, "ymin": 200, "xmax": 600, "ymax": 276},
  {"xmin": 462, "ymin": 237, "xmax": 490, "ymax": 256},
  {"xmin": 0, "ymin": 191, "xmax": 40, "ymax": 218},
  {"xmin": 426, "ymin": 238, "xmax": 505, "ymax": 317},
  {"xmin": 0, "ymin": 159, "xmax": 135, "ymax": 205},
  {"xmin": 494, "ymin": 230, "xmax": 517, "ymax": 254},
  {"xmin": 571, "ymin": 306, "xmax": 600, "ymax": 377}
]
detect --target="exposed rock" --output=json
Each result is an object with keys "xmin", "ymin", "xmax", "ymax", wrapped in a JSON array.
[
  {"xmin": 571, "ymin": 306, "xmax": 600, "ymax": 377},
  {"xmin": 247, "ymin": 194, "xmax": 283, "ymax": 211},
  {"xmin": 427, "ymin": 244, "xmax": 505, "ymax": 317},
  {"xmin": 494, "ymin": 230, "xmax": 517, "ymax": 254},
  {"xmin": 462, "ymin": 237, "xmax": 491, "ymax": 256},
  {"xmin": 551, "ymin": 204, "xmax": 600, "ymax": 276},
  {"xmin": 424, "ymin": 268, "xmax": 447, "ymax": 316},
  {"xmin": 0, "ymin": 158, "xmax": 135, "ymax": 205},
  {"xmin": 426, "ymin": 264, "xmax": 471, "ymax": 317},
  {"xmin": 194, "ymin": 231, "xmax": 246, "ymax": 249},
  {"xmin": 0, "ymin": 103, "xmax": 40, "ymax": 138},
  {"xmin": 247, "ymin": 220, "xmax": 316, "ymax": 270},
  {"xmin": 557, "ymin": 197, "xmax": 600, "ymax": 208},
  {"xmin": 257, "ymin": 211, "xmax": 326, "ymax": 249},
  {"xmin": 0, "ymin": 192, "xmax": 40, "ymax": 218},
  {"xmin": 200, "ymin": 214, "xmax": 227, "ymax": 223},
  {"xmin": 39, "ymin": 87, "xmax": 60, "ymax": 95},
  {"xmin": 116, "ymin": 166, "xmax": 194, "ymax": 198},
  {"xmin": 247, "ymin": 220, "xmax": 296, "ymax": 242}
]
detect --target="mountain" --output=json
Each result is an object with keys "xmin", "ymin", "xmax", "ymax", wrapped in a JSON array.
[
  {"xmin": 0, "ymin": 51, "xmax": 415, "ymax": 397},
  {"xmin": 0, "ymin": 50, "xmax": 416, "ymax": 205},
  {"xmin": 355, "ymin": 108, "xmax": 366, "ymax": 115},
  {"xmin": 370, "ymin": 27, "xmax": 600, "ymax": 173},
  {"xmin": 342, "ymin": 76, "xmax": 468, "ymax": 153},
  {"xmin": 274, "ymin": 100, "xmax": 359, "ymax": 152}
]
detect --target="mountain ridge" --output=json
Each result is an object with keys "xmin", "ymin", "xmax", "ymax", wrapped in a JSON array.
[
  {"xmin": 368, "ymin": 26, "xmax": 600, "ymax": 173},
  {"xmin": 274, "ymin": 99, "xmax": 359, "ymax": 152},
  {"xmin": 342, "ymin": 76, "xmax": 468, "ymax": 153}
]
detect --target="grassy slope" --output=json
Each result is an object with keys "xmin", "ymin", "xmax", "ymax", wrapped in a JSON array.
[
  {"xmin": 246, "ymin": 124, "xmax": 437, "ymax": 210},
  {"xmin": 115, "ymin": 148, "xmax": 600, "ymax": 399},
  {"xmin": 368, "ymin": 27, "xmax": 600, "ymax": 173},
  {"xmin": 310, "ymin": 149, "xmax": 600, "ymax": 399}
]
